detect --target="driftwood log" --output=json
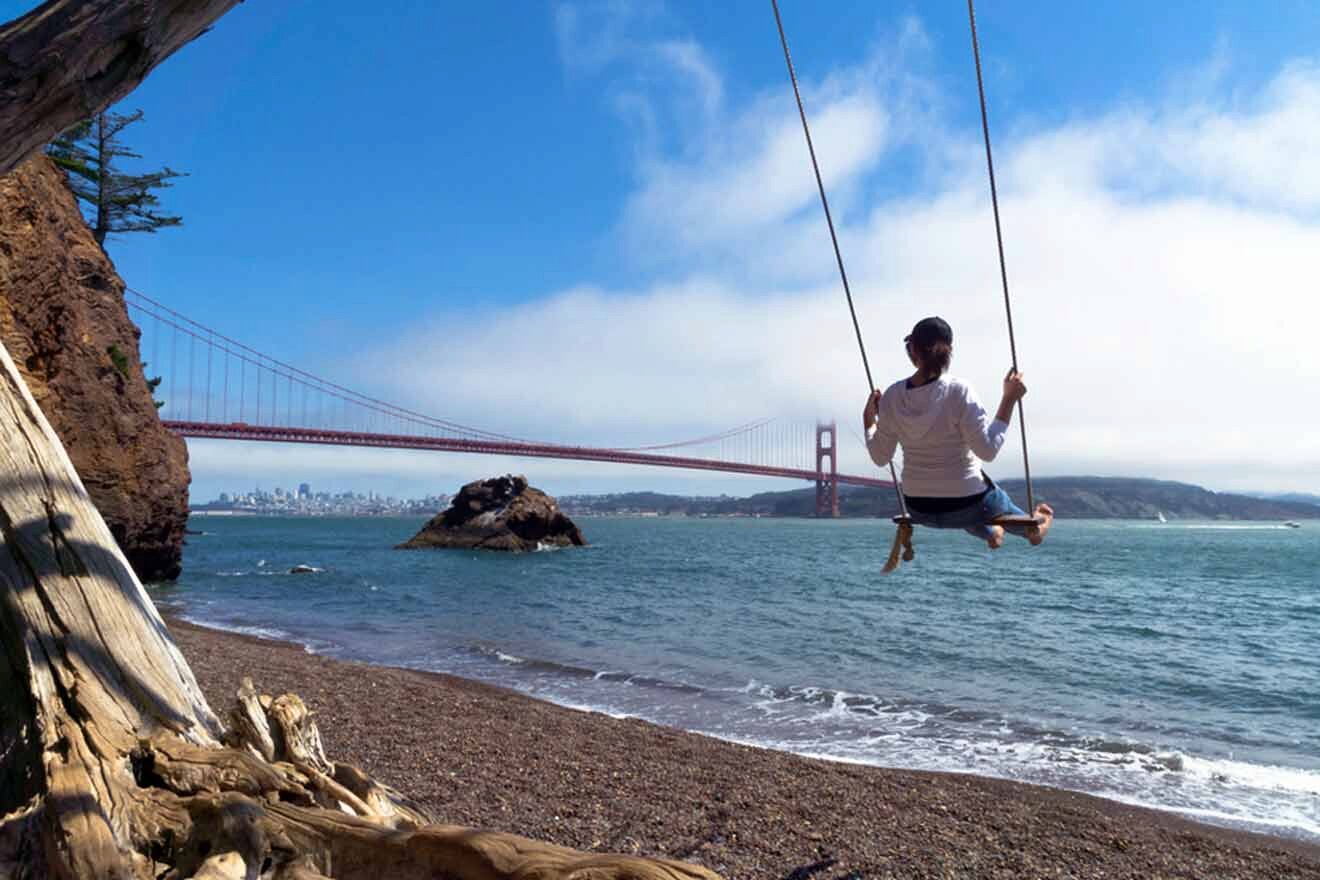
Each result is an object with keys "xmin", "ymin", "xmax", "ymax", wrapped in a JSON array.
[{"xmin": 0, "ymin": 3, "xmax": 720, "ymax": 878}]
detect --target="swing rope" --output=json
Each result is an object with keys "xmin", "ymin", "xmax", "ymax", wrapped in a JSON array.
[
  {"xmin": 768, "ymin": 0, "xmax": 909, "ymax": 529},
  {"xmin": 771, "ymin": 1, "xmax": 1037, "ymax": 569},
  {"xmin": 967, "ymin": 0, "xmax": 1036, "ymax": 514}
]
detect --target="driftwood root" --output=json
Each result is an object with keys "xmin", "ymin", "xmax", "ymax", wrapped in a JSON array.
[{"xmin": 139, "ymin": 678, "xmax": 722, "ymax": 880}]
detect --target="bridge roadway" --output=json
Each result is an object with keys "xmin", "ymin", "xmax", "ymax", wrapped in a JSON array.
[{"xmin": 164, "ymin": 421, "xmax": 895, "ymax": 490}]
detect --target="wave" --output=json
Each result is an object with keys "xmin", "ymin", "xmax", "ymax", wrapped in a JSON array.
[
  {"xmin": 177, "ymin": 614, "xmax": 293, "ymax": 643},
  {"xmin": 1090, "ymin": 622, "xmax": 1186, "ymax": 640},
  {"xmin": 764, "ymin": 734, "xmax": 1320, "ymax": 840},
  {"xmin": 215, "ymin": 568, "xmax": 322, "ymax": 577},
  {"xmin": 1177, "ymin": 524, "xmax": 1296, "ymax": 531},
  {"xmin": 176, "ymin": 614, "xmax": 338, "ymax": 656},
  {"xmin": 1123, "ymin": 523, "xmax": 1301, "ymax": 533},
  {"xmin": 467, "ymin": 645, "xmax": 705, "ymax": 695},
  {"xmin": 1181, "ymin": 753, "xmax": 1320, "ymax": 797},
  {"xmin": 457, "ymin": 657, "xmax": 1290, "ymax": 790}
]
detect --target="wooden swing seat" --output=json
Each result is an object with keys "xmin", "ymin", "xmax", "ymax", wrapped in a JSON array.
[
  {"xmin": 892, "ymin": 514, "xmax": 1044, "ymax": 527},
  {"xmin": 991, "ymin": 514, "xmax": 1046, "ymax": 527}
]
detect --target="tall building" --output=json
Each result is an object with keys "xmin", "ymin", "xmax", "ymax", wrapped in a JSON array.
[{"xmin": 298, "ymin": 482, "xmax": 311, "ymax": 499}]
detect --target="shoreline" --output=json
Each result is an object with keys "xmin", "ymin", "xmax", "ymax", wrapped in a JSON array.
[{"xmin": 167, "ymin": 615, "xmax": 1320, "ymax": 879}]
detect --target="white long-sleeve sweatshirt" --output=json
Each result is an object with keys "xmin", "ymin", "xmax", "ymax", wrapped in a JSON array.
[{"xmin": 865, "ymin": 376, "xmax": 1008, "ymax": 497}]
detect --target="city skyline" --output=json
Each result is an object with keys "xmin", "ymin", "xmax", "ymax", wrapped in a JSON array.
[{"xmin": 194, "ymin": 480, "xmax": 452, "ymax": 517}]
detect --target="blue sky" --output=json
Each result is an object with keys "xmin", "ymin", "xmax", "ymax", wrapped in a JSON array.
[{"xmin": 6, "ymin": 1, "xmax": 1320, "ymax": 500}]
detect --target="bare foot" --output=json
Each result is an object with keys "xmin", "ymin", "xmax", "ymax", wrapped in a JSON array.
[
  {"xmin": 987, "ymin": 525, "xmax": 1005, "ymax": 549},
  {"xmin": 1027, "ymin": 503, "xmax": 1054, "ymax": 546}
]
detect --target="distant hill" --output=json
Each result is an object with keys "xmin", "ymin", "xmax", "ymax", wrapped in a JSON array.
[
  {"xmin": 999, "ymin": 477, "xmax": 1319, "ymax": 521},
  {"xmin": 562, "ymin": 478, "xmax": 1320, "ymax": 520},
  {"xmin": 1251, "ymin": 491, "xmax": 1320, "ymax": 508}
]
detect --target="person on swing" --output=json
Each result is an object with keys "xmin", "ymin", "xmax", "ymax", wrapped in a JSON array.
[{"xmin": 862, "ymin": 316, "xmax": 1053, "ymax": 548}]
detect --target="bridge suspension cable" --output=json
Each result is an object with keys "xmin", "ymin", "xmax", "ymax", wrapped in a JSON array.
[
  {"xmin": 611, "ymin": 417, "xmax": 777, "ymax": 452},
  {"xmin": 127, "ymin": 289, "xmax": 535, "ymax": 444}
]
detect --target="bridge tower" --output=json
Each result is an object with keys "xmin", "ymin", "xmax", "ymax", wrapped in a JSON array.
[{"xmin": 815, "ymin": 421, "xmax": 839, "ymax": 518}]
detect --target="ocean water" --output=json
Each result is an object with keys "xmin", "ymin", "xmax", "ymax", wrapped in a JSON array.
[{"xmin": 152, "ymin": 516, "xmax": 1320, "ymax": 842}]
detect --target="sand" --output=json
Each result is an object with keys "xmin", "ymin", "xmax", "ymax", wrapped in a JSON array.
[{"xmin": 168, "ymin": 617, "xmax": 1320, "ymax": 880}]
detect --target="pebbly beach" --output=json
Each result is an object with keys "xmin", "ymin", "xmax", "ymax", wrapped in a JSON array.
[{"xmin": 170, "ymin": 616, "xmax": 1320, "ymax": 880}]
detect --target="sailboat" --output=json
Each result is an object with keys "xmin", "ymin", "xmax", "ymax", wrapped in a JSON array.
[{"xmin": 1156, "ymin": 511, "xmax": 1167, "ymax": 523}]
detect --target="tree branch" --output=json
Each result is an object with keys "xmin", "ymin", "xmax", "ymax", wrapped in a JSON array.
[{"xmin": 0, "ymin": 0, "xmax": 244, "ymax": 177}]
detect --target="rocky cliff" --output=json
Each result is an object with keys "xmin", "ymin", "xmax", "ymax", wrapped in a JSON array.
[
  {"xmin": 398, "ymin": 475, "xmax": 586, "ymax": 551},
  {"xmin": 0, "ymin": 155, "xmax": 190, "ymax": 580}
]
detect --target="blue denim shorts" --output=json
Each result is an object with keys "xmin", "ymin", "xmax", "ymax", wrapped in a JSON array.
[{"xmin": 905, "ymin": 485, "xmax": 1029, "ymax": 541}]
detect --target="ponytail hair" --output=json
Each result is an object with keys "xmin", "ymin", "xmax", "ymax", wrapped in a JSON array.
[{"xmin": 913, "ymin": 340, "xmax": 952, "ymax": 376}]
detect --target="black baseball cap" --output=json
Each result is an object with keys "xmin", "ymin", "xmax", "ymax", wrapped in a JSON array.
[{"xmin": 905, "ymin": 316, "xmax": 953, "ymax": 347}]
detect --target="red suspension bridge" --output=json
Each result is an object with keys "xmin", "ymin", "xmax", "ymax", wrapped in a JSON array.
[{"xmin": 126, "ymin": 290, "xmax": 891, "ymax": 515}]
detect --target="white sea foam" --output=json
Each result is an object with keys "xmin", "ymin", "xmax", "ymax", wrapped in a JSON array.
[
  {"xmin": 178, "ymin": 615, "xmax": 290, "ymax": 643},
  {"xmin": 717, "ymin": 743, "xmax": 1251, "ymax": 830},
  {"xmin": 715, "ymin": 729, "xmax": 1320, "ymax": 838},
  {"xmin": 1179, "ymin": 753, "xmax": 1320, "ymax": 796},
  {"xmin": 178, "ymin": 615, "xmax": 340, "ymax": 657},
  {"xmin": 1158, "ymin": 804, "xmax": 1320, "ymax": 839}
]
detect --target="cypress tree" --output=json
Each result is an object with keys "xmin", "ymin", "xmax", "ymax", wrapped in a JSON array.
[{"xmin": 46, "ymin": 109, "xmax": 186, "ymax": 245}]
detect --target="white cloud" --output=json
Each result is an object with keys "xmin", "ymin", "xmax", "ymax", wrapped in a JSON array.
[
  {"xmin": 1002, "ymin": 60, "xmax": 1320, "ymax": 214},
  {"xmin": 618, "ymin": 15, "xmax": 946, "ymax": 278},
  {"xmin": 623, "ymin": 91, "xmax": 888, "ymax": 259},
  {"xmin": 203, "ymin": 15, "xmax": 1320, "ymax": 497},
  {"xmin": 654, "ymin": 39, "xmax": 723, "ymax": 120},
  {"xmin": 1171, "ymin": 61, "xmax": 1320, "ymax": 211},
  {"xmin": 553, "ymin": 1, "xmax": 724, "ymax": 148}
]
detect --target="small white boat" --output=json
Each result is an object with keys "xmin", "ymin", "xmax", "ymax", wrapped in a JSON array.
[{"xmin": 1156, "ymin": 511, "xmax": 1167, "ymax": 523}]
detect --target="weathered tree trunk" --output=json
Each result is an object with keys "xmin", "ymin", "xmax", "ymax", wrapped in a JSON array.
[
  {"xmin": 0, "ymin": 3, "xmax": 720, "ymax": 878},
  {"xmin": 0, "ymin": 0, "xmax": 247, "ymax": 178}
]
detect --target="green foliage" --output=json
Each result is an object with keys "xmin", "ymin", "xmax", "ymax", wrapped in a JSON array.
[
  {"xmin": 106, "ymin": 344, "xmax": 130, "ymax": 378},
  {"xmin": 142, "ymin": 361, "xmax": 165, "ymax": 409},
  {"xmin": 46, "ymin": 110, "xmax": 186, "ymax": 246}
]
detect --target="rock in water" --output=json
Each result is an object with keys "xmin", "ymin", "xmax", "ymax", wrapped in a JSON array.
[
  {"xmin": 0, "ymin": 156, "xmax": 190, "ymax": 580},
  {"xmin": 397, "ymin": 475, "xmax": 586, "ymax": 552}
]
